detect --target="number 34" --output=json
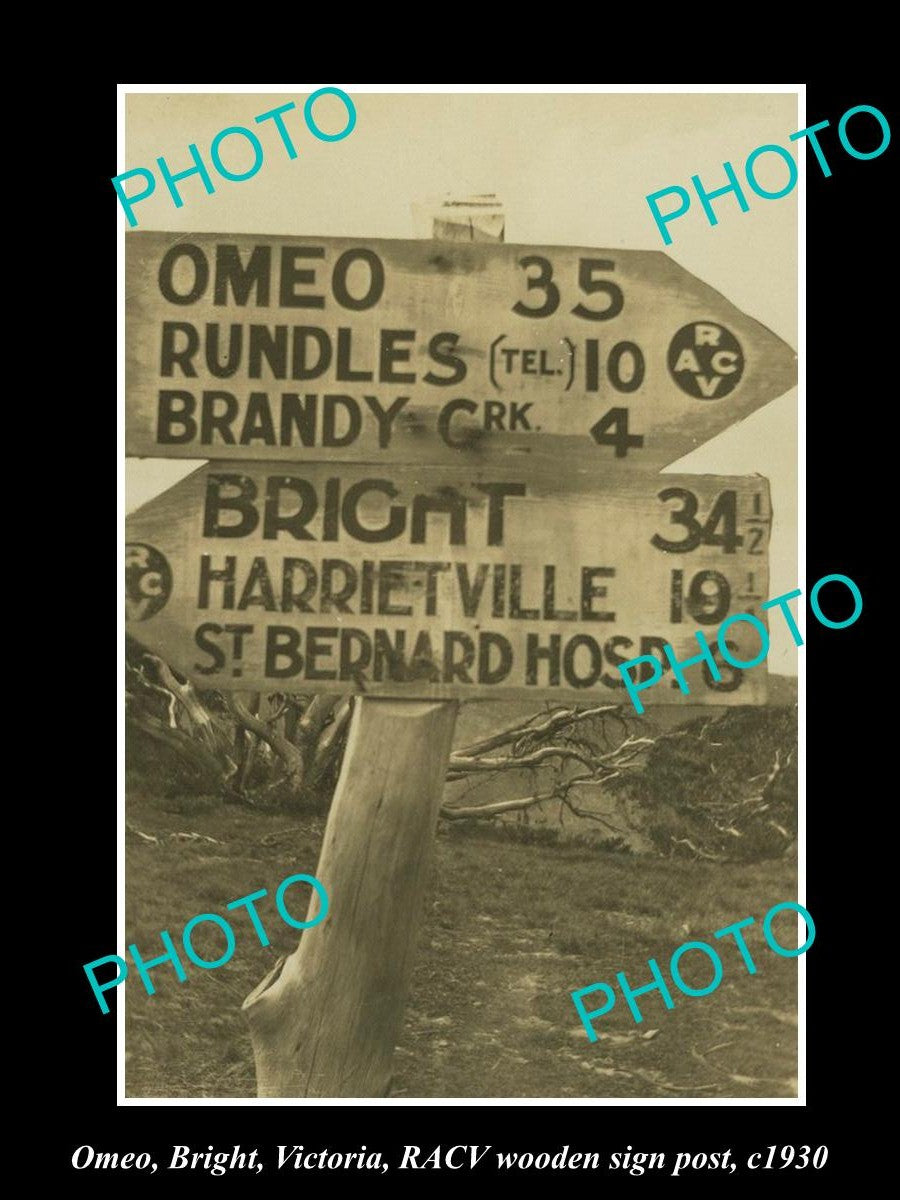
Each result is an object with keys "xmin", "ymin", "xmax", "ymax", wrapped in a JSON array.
[{"xmin": 651, "ymin": 488, "xmax": 745, "ymax": 554}]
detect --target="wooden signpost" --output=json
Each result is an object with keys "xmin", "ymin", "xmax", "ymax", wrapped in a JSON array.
[
  {"xmin": 124, "ymin": 204, "xmax": 793, "ymax": 1097},
  {"xmin": 126, "ymin": 463, "xmax": 771, "ymax": 705},
  {"xmin": 125, "ymin": 231, "xmax": 796, "ymax": 471}
]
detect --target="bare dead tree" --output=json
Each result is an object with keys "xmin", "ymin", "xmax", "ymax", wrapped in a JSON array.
[
  {"xmin": 440, "ymin": 704, "xmax": 653, "ymax": 826},
  {"xmin": 126, "ymin": 640, "xmax": 652, "ymax": 817},
  {"xmin": 126, "ymin": 642, "xmax": 795, "ymax": 860},
  {"xmin": 126, "ymin": 644, "xmax": 353, "ymax": 809},
  {"xmin": 615, "ymin": 708, "xmax": 798, "ymax": 861},
  {"xmin": 692, "ymin": 744, "xmax": 796, "ymax": 856}
]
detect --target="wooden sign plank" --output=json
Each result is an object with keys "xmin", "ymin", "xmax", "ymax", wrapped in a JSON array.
[
  {"xmin": 125, "ymin": 461, "xmax": 771, "ymax": 705},
  {"xmin": 125, "ymin": 233, "xmax": 796, "ymax": 468}
]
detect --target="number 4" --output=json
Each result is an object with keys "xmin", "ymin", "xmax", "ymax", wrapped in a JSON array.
[
  {"xmin": 704, "ymin": 490, "xmax": 743, "ymax": 552},
  {"xmin": 589, "ymin": 407, "xmax": 644, "ymax": 457}
]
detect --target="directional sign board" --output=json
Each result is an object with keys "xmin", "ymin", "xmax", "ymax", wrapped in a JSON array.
[
  {"xmin": 125, "ymin": 233, "xmax": 796, "ymax": 467},
  {"xmin": 125, "ymin": 462, "xmax": 771, "ymax": 703}
]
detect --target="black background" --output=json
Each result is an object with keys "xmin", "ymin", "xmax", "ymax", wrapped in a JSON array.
[{"xmin": 53, "ymin": 78, "xmax": 887, "ymax": 1188}]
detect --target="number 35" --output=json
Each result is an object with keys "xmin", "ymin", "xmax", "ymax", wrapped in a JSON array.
[{"xmin": 513, "ymin": 257, "xmax": 624, "ymax": 320}]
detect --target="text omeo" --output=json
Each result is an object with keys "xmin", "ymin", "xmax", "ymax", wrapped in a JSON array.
[
  {"xmin": 143, "ymin": 240, "xmax": 517, "ymax": 449},
  {"xmin": 153, "ymin": 237, "xmax": 487, "ymax": 451}
]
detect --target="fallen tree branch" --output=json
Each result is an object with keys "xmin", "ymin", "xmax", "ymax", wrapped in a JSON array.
[
  {"xmin": 671, "ymin": 836, "xmax": 720, "ymax": 861},
  {"xmin": 227, "ymin": 695, "xmax": 307, "ymax": 787},
  {"xmin": 441, "ymin": 770, "xmax": 601, "ymax": 823},
  {"xmin": 126, "ymin": 661, "xmax": 178, "ymax": 728},
  {"xmin": 440, "ymin": 791, "xmax": 557, "ymax": 820},
  {"xmin": 447, "ymin": 744, "xmax": 602, "ymax": 779},
  {"xmin": 125, "ymin": 711, "xmax": 231, "ymax": 788},
  {"xmin": 143, "ymin": 654, "xmax": 228, "ymax": 756},
  {"xmin": 311, "ymin": 698, "xmax": 353, "ymax": 772},
  {"xmin": 597, "ymin": 735, "xmax": 655, "ymax": 764},
  {"xmin": 561, "ymin": 795, "xmax": 628, "ymax": 834},
  {"xmin": 296, "ymin": 694, "xmax": 341, "ymax": 748},
  {"xmin": 452, "ymin": 704, "xmax": 625, "ymax": 759}
]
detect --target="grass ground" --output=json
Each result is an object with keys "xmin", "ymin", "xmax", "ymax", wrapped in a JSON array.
[{"xmin": 124, "ymin": 786, "xmax": 797, "ymax": 1099}]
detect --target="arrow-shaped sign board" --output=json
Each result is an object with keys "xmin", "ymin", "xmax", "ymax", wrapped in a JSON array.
[
  {"xmin": 125, "ymin": 233, "xmax": 796, "ymax": 468},
  {"xmin": 125, "ymin": 461, "xmax": 771, "ymax": 704}
]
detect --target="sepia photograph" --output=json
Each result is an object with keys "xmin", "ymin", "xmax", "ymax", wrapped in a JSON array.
[{"xmin": 119, "ymin": 88, "xmax": 801, "ymax": 1101}]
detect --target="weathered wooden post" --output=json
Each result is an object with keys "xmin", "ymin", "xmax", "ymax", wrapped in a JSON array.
[
  {"xmin": 125, "ymin": 197, "xmax": 794, "ymax": 1100},
  {"xmin": 241, "ymin": 197, "xmax": 506, "ymax": 1098},
  {"xmin": 243, "ymin": 699, "xmax": 457, "ymax": 1096}
]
